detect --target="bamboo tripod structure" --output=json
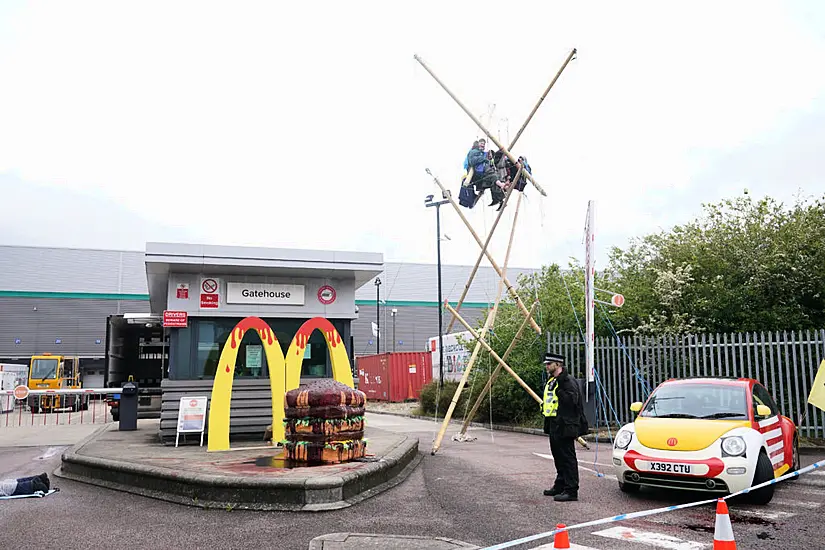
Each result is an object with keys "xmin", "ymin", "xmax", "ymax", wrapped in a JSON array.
[
  {"xmin": 417, "ymin": 49, "xmax": 580, "ymax": 454},
  {"xmin": 431, "ymin": 191, "xmax": 523, "ymax": 454}
]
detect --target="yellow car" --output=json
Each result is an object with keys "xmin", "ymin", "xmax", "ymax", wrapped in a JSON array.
[{"xmin": 612, "ymin": 378, "xmax": 799, "ymax": 504}]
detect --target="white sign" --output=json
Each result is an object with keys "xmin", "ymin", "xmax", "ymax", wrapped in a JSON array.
[
  {"xmin": 428, "ymin": 331, "xmax": 472, "ymax": 382},
  {"xmin": 226, "ymin": 282, "xmax": 305, "ymax": 306},
  {"xmin": 246, "ymin": 345, "xmax": 262, "ymax": 375},
  {"xmin": 176, "ymin": 396, "xmax": 208, "ymax": 447}
]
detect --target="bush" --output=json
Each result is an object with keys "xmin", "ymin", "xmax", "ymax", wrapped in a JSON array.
[{"xmin": 419, "ymin": 380, "xmax": 466, "ymax": 417}]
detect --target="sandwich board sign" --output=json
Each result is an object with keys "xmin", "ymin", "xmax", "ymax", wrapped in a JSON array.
[{"xmin": 176, "ymin": 396, "xmax": 208, "ymax": 447}]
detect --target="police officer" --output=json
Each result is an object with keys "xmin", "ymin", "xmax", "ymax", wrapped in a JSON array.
[{"xmin": 541, "ymin": 352, "xmax": 583, "ymax": 502}]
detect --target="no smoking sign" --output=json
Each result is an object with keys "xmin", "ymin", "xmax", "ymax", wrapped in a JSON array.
[{"xmin": 202, "ymin": 279, "xmax": 218, "ymax": 293}]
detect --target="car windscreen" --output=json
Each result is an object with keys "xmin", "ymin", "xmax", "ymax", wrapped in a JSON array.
[
  {"xmin": 31, "ymin": 359, "xmax": 59, "ymax": 379},
  {"xmin": 639, "ymin": 383, "xmax": 749, "ymax": 420}
]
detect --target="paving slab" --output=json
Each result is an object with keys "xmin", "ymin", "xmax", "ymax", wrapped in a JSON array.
[{"xmin": 57, "ymin": 419, "xmax": 420, "ymax": 511}]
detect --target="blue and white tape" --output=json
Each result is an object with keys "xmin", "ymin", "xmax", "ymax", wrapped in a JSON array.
[{"xmin": 481, "ymin": 458, "xmax": 825, "ymax": 550}]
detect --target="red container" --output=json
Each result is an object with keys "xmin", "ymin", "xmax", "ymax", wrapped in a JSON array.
[{"xmin": 356, "ymin": 352, "xmax": 433, "ymax": 402}]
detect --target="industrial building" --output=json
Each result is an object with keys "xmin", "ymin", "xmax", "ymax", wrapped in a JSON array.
[{"xmin": 0, "ymin": 244, "xmax": 538, "ymax": 427}]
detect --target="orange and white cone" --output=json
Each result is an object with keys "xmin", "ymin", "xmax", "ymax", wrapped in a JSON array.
[
  {"xmin": 713, "ymin": 498, "xmax": 737, "ymax": 549},
  {"xmin": 553, "ymin": 523, "xmax": 570, "ymax": 549}
]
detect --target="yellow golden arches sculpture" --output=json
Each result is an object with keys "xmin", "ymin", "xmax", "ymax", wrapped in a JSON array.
[{"xmin": 206, "ymin": 316, "xmax": 354, "ymax": 452}]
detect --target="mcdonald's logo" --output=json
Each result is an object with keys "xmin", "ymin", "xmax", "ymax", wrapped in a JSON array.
[{"xmin": 207, "ymin": 316, "xmax": 353, "ymax": 452}]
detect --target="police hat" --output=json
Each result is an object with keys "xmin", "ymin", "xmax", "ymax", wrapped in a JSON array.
[{"xmin": 544, "ymin": 352, "xmax": 565, "ymax": 365}]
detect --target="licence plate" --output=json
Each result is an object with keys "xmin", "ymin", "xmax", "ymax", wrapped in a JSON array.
[{"xmin": 649, "ymin": 461, "xmax": 692, "ymax": 474}]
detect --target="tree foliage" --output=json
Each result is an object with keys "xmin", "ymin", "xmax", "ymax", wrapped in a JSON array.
[{"xmin": 447, "ymin": 192, "xmax": 825, "ymax": 425}]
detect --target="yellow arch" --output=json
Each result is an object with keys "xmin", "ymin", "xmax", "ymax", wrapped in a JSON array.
[
  {"xmin": 284, "ymin": 317, "xmax": 354, "ymax": 392},
  {"xmin": 207, "ymin": 316, "xmax": 354, "ymax": 452},
  {"xmin": 207, "ymin": 317, "xmax": 285, "ymax": 452}
]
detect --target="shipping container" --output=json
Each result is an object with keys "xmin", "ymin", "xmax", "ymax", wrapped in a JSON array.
[{"xmin": 356, "ymin": 352, "xmax": 433, "ymax": 402}]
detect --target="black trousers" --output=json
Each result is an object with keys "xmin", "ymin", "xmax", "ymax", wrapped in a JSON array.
[{"xmin": 549, "ymin": 434, "xmax": 579, "ymax": 494}]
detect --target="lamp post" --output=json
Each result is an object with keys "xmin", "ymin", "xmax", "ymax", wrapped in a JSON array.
[
  {"xmin": 391, "ymin": 308, "xmax": 398, "ymax": 352},
  {"xmin": 425, "ymin": 194, "xmax": 450, "ymax": 387},
  {"xmin": 374, "ymin": 277, "xmax": 381, "ymax": 354}
]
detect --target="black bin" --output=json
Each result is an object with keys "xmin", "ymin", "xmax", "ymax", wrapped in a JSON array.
[{"xmin": 119, "ymin": 381, "xmax": 139, "ymax": 431}]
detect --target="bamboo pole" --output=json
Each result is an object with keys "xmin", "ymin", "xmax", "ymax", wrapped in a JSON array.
[
  {"xmin": 460, "ymin": 301, "xmax": 538, "ymax": 434},
  {"xmin": 426, "ymin": 169, "xmax": 541, "ymax": 334},
  {"xmin": 446, "ymin": 166, "xmax": 522, "ymax": 333},
  {"xmin": 414, "ymin": 54, "xmax": 546, "ymax": 197},
  {"xmin": 509, "ymin": 48, "xmax": 577, "ymax": 150},
  {"xmin": 445, "ymin": 302, "xmax": 541, "ymax": 403},
  {"xmin": 431, "ymin": 191, "xmax": 522, "ymax": 455}
]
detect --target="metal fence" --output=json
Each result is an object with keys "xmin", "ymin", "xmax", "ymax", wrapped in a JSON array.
[
  {"xmin": 1, "ymin": 388, "xmax": 118, "ymax": 428},
  {"xmin": 548, "ymin": 330, "xmax": 825, "ymax": 436}
]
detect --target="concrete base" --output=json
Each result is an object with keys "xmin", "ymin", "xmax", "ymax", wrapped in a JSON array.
[{"xmin": 58, "ymin": 420, "xmax": 421, "ymax": 511}]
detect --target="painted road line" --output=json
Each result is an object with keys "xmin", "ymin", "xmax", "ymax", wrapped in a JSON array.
[
  {"xmin": 592, "ymin": 527, "xmax": 708, "ymax": 550},
  {"xmin": 731, "ymin": 508, "xmax": 796, "ymax": 521},
  {"xmin": 533, "ymin": 452, "xmax": 619, "ymax": 481},
  {"xmin": 770, "ymin": 498, "xmax": 822, "ymax": 509}
]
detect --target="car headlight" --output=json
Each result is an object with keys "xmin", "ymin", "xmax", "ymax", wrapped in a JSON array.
[
  {"xmin": 615, "ymin": 430, "xmax": 633, "ymax": 450},
  {"xmin": 721, "ymin": 436, "xmax": 746, "ymax": 457}
]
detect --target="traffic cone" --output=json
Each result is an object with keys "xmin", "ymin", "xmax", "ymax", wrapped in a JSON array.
[
  {"xmin": 713, "ymin": 499, "xmax": 736, "ymax": 549},
  {"xmin": 553, "ymin": 523, "xmax": 570, "ymax": 549}
]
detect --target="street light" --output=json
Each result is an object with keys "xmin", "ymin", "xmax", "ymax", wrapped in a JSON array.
[
  {"xmin": 391, "ymin": 308, "xmax": 398, "ymax": 352},
  {"xmin": 374, "ymin": 277, "xmax": 381, "ymax": 354},
  {"xmin": 425, "ymin": 193, "xmax": 450, "ymax": 388}
]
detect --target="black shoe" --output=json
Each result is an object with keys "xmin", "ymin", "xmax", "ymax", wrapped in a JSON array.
[
  {"xmin": 31, "ymin": 478, "xmax": 48, "ymax": 493},
  {"xmin": 38, "ymin": 473, "xmax": 50, "ymax": 490},
  {"xmin": 543, "ymin": 487, "xmax": 563, "ymax": 496},
  {"xmin": 496, "ymin": 201, "xmax": 505, "ymax": 212},
  {"xmin": 553, "ymin": 492, "xmax": 578, "ymax": 502}
]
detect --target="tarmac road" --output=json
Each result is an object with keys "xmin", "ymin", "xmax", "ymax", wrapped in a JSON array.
[{"xmin": 1, "ymin": 413, "xmax": 824, "ymax": 549}]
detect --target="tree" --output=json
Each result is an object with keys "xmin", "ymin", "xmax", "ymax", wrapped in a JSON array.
[{"xmin": 608, "ymin": 193, "xmax": 825, "ymax": 333}]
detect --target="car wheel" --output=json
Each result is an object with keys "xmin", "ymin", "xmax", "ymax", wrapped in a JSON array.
[
  {"xmin": 619, "ymin": 481, "xmax": 640, "ymax": 494},
  {"xmin": 747, "ymin": 451, "xmax": 775, "ymax": 505},
  {"xmin": 789, "ymin": 435, "xmax": 800, "ymax": 481}
]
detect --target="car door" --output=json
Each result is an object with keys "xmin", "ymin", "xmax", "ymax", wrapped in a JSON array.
[{"xmin": 752, "ymin": 383, "xmax": 789, "ymax": 472}]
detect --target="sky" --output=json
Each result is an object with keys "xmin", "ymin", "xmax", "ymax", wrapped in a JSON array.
[{"xmin": 1, "ymin": 1, "xmax": 824, "ymax": 273}]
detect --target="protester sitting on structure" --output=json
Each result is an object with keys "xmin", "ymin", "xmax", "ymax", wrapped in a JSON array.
[
  {"xmin": 0, "ymin": 472, "xmax": 50, "ymax": 497},
  {"xmin": 461, "ymin": 138, "xmax": 505, "ymax": 209}
]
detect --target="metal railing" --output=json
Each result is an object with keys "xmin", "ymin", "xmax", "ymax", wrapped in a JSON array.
[
  {"xmin": 1, "ymin": 388, "xmax": 121, "ymax": 428},
  {"xmin": 548, "ymin": 329, "xmax": 825, "ymax": 436}
]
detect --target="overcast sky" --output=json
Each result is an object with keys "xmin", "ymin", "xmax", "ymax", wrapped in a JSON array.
[{"xmin": 1, "ymin": 1, "xmax": 823, "ymax": 273}]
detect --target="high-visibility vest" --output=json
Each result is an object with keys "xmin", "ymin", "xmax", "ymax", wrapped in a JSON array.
[{"xmin": 543, "ymin": 379, "xmax": 559, "ymax": 417}]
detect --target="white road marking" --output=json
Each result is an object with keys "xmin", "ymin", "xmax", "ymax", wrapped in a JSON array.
[
  {"xmin": 593, "ymin": 527, "xmax": 708, "ymax": 549},
  {"xmin": 770, "ymin": 498, "xmax": 822, "ymax": 509},
  {"xmin": 533, "ymin": 452, "xmax": 618, "ymax": 481},
  {"xmin": 731, "ymin": 508, "xmax": 796, "ymax": 520}
]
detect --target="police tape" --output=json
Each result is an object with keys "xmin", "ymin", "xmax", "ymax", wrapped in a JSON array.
[{"xmin": 480, "ymin": 458, "xmax": 825, "ymax": 550}]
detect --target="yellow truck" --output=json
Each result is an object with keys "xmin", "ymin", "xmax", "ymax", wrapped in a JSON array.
[{"xmin": 27, "ymin": 354, "xmax": 89, "ymax": 413}]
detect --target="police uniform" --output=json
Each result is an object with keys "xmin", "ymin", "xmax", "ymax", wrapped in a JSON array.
[{"xmin": 541, "ymin": 352, "xmax": 584, "ymax": 502}]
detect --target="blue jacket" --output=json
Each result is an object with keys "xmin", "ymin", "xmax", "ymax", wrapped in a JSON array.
[{"xmin": 464, "ymin": 148, "xmax": 488, "ymax": 173}]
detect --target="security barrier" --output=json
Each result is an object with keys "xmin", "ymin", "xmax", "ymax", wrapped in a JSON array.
[{"xmin": 1, "ymin": 388, "xmax": 120, "ymax": 428}]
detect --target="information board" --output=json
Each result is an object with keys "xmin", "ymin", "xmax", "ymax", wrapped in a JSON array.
[{"xmin": 176, "ymin": 396, "xmax": 208, "ymax": 447}]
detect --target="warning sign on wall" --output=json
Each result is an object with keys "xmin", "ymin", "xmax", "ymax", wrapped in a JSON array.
[{"xmin": 200, "ymin": 278, "xmax": 220, "ymax": 309}]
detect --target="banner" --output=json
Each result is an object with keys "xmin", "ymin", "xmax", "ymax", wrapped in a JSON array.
[{"xmin": 808, "ymin": 360, "xmax": 825, "ymax": 412}]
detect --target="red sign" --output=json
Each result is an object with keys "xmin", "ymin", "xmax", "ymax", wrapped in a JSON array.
[
  {"xmin": 200, "ymin": 294, "xmax": 219, "ymax": 308},
  {"xmin": 13, "ymin": 385, "xmax": 29, "ymax": 400},
  {"xmin": 317, "ymin": 285, "xmax": 336, "ymax": 305},
  {"xmin": 176, "ymin": 283, "xmax": 189, "ymax": 300},
  {"xmin": 163, "ymin": 310, "xmax": 188, "ymax": 328},
  {"xmin": 667, "ymin": 437, "xmax": 678, "ymax": 447},
  {"xmin": 611, "ymin": 294, "xmax": 625, "ymax": 307}
]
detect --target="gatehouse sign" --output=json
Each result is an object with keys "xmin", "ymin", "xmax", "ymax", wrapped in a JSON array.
[
  {"xmin": 226, "ymin": 282, "xmax": 306, "ymax": 306},
  {"xmin": 207, "ymin": 316, "xmax": 353, "ymax": 452}
]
